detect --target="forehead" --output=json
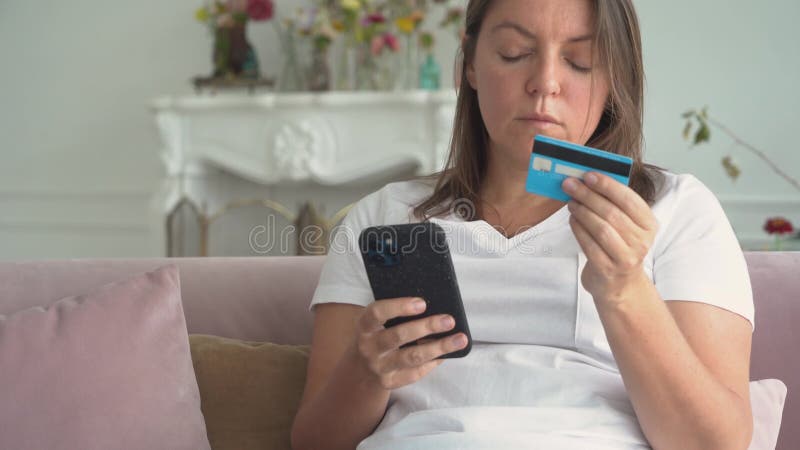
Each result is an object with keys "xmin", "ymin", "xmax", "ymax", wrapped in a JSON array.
[{"xmin": 482, "ymin": 0, "xmax": 596, "ymax": 40}]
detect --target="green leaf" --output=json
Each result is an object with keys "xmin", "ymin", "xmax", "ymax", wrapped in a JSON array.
[
  {"xmin": 232, "ymin": 12, "xmax": 248, "ymax": 24},
  {"xmin": 721, "ymin": 155, "xmax": 741, "ymax": 181},
  {"xmin": 693, "ymin": 122, "xmax": 711, "ymax": 145},
  {"xmin": 682, "ymin": 121, "xmax": 693, "ymax": 141}
]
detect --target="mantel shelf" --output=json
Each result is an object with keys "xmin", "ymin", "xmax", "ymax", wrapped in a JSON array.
[{"xmin": 151, "ymin": 89, "xmax": 457, "ymax": 112}]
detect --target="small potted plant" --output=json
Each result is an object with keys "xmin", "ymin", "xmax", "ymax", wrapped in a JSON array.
[
  {"xmin": 195, "ymin": 0, "xmax": 275, "ymax": 79},
  {"xmin": 764, "ymin": 217, "xmax": 795, "ymax": 251}
]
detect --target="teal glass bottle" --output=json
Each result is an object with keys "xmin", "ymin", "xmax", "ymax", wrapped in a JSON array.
[{"xmin": 419, "ymin": 53, "xmax": 441, "ymax": 90}]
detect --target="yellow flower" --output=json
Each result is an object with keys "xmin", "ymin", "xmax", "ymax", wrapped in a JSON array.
[
  {"xmin": 395, "ymin": 17, "xmax": 415, "ymax": 34},
  {"xmin": 396, "ymin": 11, "xmax": 424, "ymax": 34},
  {"xmin": 340, "ymin": 0, "xmax": 361, "ymax": 11},
  {"xmin": 195, "ymin": 7, "xmax": 210, "ymax": 23},
  {"xmin": 331, "ymin": 19, "xmax": 346, "ymax": 32}
]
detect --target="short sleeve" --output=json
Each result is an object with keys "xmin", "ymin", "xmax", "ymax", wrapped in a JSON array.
[
  {"xmin": 651, "ymin": 174, "xmax": 754, "ymax": 330},
  {"xmin": 309, "ymin": 180, "xmax": 433, "ymax": 311},
  {"xmin": 309, "ymin": 197, "xmax": 376, "ymax": 311}
]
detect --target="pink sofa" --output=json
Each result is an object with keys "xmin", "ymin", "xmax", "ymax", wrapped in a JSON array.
[{"xmin": 1, "ymin": 252, "xmax": 796, "ymax": 449}]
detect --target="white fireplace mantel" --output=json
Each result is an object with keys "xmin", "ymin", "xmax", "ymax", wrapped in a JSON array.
[
  {"xmin": 151, "ymin": 90, "xmax": 456, "ymax": 185},
  {"xmin": 149, "ymin": 90, "xmax": 457, "ymax": 256}
]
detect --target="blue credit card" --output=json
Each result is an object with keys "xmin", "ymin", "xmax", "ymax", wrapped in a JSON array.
[{"xmin": 525, "ymin": 135, "xmax": 633, "ymax": 202}]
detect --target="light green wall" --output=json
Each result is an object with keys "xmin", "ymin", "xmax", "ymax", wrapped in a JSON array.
[{"xmin": 0, "ymin": 0, "xmax": 797, "ymax": 257}]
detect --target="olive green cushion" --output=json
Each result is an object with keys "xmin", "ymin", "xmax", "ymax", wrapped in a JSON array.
[{"xmin": 189, "ymin": 334, "xmax": 310, "ymax": 450}]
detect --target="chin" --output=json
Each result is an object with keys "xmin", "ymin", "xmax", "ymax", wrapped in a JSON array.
[
  {"xmin": 529, "ymin": 126, "xmax": 567, "ymax": 139},
  {"xmin": 533, "ymin": 131, "xmax": 564, "ymax": 141}
]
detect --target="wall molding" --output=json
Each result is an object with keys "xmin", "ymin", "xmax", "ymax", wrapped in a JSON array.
[
  {"xmin": 0, "ymin": 188, "xmax": 153, "ymax": 200},
  {"xmin": 0, "ymin": 221, "xmax": 149, "ymax": 233},
  {"xmin": 0, "ymin": 188, "xmax": 155, "ymax": 232},
  {"xmin": 1, "ymin": 189, "xmax": 796, "ymax": 251},
  {"xmin": 717, "ymin": 195, "xmax": 800, "ymax": 206}
]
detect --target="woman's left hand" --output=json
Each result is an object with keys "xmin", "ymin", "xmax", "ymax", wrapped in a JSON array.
[{"xmin": 562, "ymin": 172, "xmax": 659, "ymax": 306}]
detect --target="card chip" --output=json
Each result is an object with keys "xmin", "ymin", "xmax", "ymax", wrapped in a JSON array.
[{"xmin": 532, "ymin": 156, "xmax": 552, "ymax": 172}]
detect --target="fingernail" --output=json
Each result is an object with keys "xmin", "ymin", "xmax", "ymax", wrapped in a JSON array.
[
  {"xmin": 585, "ymin": 173, "xmax": 598, "ymax": 185},
  {"xmin": 413, "ymin": 299, "xmax": 426, "ymax": 312},
  {"xmin": 563, "ymin": 178, "xmax": 577, "ymax": 192},
  {"xmin": 441, "ymin": 316, "xmax": 454, "ymax": 329},
  {"xmin": 452, "ymin": 335, "xmax": 467, "ymax": 347}
]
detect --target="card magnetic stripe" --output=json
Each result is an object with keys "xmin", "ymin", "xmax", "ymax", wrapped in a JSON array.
[{"xmin": 532, "ymin": 138, "xmax": 632, "ymax": 177}]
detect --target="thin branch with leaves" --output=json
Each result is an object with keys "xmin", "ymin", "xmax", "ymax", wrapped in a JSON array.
[{"xmin": 682, "ymin": 107, "xmax": 800, "ymax": 191}]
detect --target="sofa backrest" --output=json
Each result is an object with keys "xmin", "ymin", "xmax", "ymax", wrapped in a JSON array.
[
  {"xmin": 745, "ymin": 252, "xmax": 799, "ymax": 449},
  {"xmin": 0, "ymin": 256, "xmax": 325, "ymax": 344},
  {"xmin": 0, "ymin": 252, "xmax": 797, "ymax": 448}
]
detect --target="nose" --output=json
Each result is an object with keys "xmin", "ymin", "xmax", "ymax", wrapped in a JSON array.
[{"xmin": 525, "ymin": 50, "xmax": 561, "ymax": 97}]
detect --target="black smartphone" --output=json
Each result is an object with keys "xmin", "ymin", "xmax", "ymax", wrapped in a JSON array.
[{"xmin": 358, "ymin": 222, "xmax": 472, "ymax": 358}]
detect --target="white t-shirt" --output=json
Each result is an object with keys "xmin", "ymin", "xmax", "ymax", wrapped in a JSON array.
[{"xmin": 310, "ymin": 170, "xmax": 754, "ymax": 450}]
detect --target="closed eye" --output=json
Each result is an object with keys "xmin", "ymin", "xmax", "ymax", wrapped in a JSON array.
[
  {"xmin": 567, "ymin": 60, "xmax": 592, "ymax": 73},
  {"xmin": 500, "ymin": 53, "xmax": 592, "ymax": 73},
  {"xmin": 499, "ymin": 53, "xmax": 529, "ymax": 62}
]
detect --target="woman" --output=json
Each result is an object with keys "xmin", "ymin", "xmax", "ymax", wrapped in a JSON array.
[{"xmin": 291, "ymin": 1, "xmax": 754, "ymax": 449}]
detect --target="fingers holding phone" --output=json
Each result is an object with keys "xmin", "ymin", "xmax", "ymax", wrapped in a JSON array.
[
  {"xmin": 353, "ymin": 296, "xmax": 468, "ymax": 390},
  {"xmin": 358, "ymin": 222, "xmax": 473, "ymax": 360}
]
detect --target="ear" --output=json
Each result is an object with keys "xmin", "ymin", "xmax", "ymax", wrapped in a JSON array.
[
  {"xmin": 459, "ymin": 47, "xmax": 478, "ymax": 90},
  {"xmin": 462, "ymin": 36, "xmax": 477, "ymax": 90},
  {"xmin": 465, "ymin": 62, "xmax": 477, "ymax": 90}
]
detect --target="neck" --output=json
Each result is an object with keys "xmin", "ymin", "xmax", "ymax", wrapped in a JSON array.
[{"xmin": 480, "ymin": 144, "xmax": 564, "ymax": 212}]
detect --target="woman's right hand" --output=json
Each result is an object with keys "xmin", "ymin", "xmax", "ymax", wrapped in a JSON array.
[{"xmin": 351, "ymin": 296, "xmax": 468, "ymax": 390}]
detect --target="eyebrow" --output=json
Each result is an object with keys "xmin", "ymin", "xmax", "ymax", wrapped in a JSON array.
[{"xmin": 490, "ymin": 20, "xmax": 593, "ymax": 43}]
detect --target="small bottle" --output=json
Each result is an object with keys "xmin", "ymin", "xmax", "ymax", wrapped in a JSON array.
[{"xmin": 419, "ymin": 53, "xmax": 441, "ymax": 90}]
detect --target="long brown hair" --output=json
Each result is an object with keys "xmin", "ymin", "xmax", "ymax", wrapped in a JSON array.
[{"xmin": 413, "ymin": 0, "xmax": 665, "ymax": 221}]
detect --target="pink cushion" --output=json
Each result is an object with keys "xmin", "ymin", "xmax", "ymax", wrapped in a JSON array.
[
  {"xmin": 750, "ymin": 379, "xmax": 788, "ymax": 450},
  {"xmin": 0, "ymin": 265, "xmax": 211, "ymax": 450}
]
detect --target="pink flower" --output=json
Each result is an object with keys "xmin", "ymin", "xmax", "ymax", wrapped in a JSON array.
[
  {"xmin": 383, "ymin": 32, "xmax": 399, "ymax": 52},
  {"xmin": 246, "ymin": 0, "xmax": 273, "ymax": 21},
  {"xmin": 371, "ymin": 33, "xmax": 400, "ymax": 56},
  {"xmin": 370, "ymin": 35, "xmax": 385, "ymax": 56},
  {"xmin": 362, "ymin": 13, "xmax": 386, "ymax": 26}
]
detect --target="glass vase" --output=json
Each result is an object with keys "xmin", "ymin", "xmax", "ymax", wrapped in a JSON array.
[
  {"xmin": 774, "ymin": 235, "xmax": 784, "ymax": 251},
  {"xmin": 307, "ymin": 46, "xmax": 331, "ymax": 92},
  {"xmin": 213, "ymin": 23, "xmax": 259, "ymax": 78},
  {"xmin": 393, "ymin": 35, "xmax": 418, "ymax": 91},
  {"xmin": 355, "ymin": 46, "xmax": 394, "ymax": 91},
  {"xmin": 276, "ymin": 24, "xmax": 307, "ymax": 92},
  {"xmin": 336, "ymin": 43, "xmax": 359, "ymax": 91}
]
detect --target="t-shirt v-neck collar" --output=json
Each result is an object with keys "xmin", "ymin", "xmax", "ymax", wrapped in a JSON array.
[{"xmin": 427, "ymin": 204, "xmax": 571, "ymax": 253}]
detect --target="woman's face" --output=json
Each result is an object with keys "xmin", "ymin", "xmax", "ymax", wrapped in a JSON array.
[{"xmin": 466, "ymin": 0, "xmax": 610, "ymax": 164}]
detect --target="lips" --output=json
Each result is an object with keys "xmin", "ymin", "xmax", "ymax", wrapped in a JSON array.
[{"xmin": 519, "ymin": 112, "xmax": 561, "ymax": 124}]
